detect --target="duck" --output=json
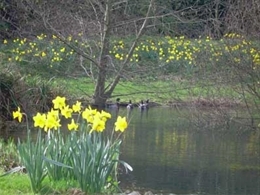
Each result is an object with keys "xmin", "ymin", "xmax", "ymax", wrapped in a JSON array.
[
  {"xmin": 107, "ymin": 98, "xmax": 120, "ymax": 110},
  {"xmin": 139, "ymin": 99, "xmax": 149, "ymax": 110},
  {"xmin": 126, "ymin": 100, "xmax": 134, "ymax": 110}
]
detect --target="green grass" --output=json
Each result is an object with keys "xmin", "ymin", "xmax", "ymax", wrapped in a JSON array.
[
  {"xmin": 0, "ymin": 170, "xmax": 80, "ymax": 195},
  {"xmin": 1, "ymin": 34, "xmax": 259, "ymax": 106},
  {"xmin": 0, "ymin": 139, "xmax": 80, "ymax": 195},
  {"xmin": 44, "ymin": 76, "xmax": 241, "ymax": 105},
  {"xmin": 0, "ymin": 171, "xmax": 32, "ymax": 195}
]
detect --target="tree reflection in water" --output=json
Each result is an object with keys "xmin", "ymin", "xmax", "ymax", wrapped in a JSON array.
[{"xmin": 119, "ymin": 107, "xmax": 260, "ymax": 195}]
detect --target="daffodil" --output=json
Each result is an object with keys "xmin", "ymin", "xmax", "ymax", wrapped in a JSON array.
[
  {"xmin": 48, "ymin": 108, "xmax": 59, "ymax": 119},
  {"xmin": 44, "ymin": 113, "xmax": 61, "ymax": 131},
  {"xmin": 115, "ymin": 116, "xmax": 128, "ymax": 132},
  {"xmin": 72, "ymin": 101, "xmax": 81, "ymax": 113},
  {"xmin": 60, "ymin": 47, "xmax": 65, "ymax": 52},
  {"xmin": 91, "ymin": 114, "xmax": 106, "ymax": 133},
  {"xmin": 52, "ymin": 96, "xmax": 66, "ymax": 110},
  {"xmin": 68, "ymin": 119, "xmax": 78, "ymax": 131},
  {"xmin": 61, "ymin": 105, "xmax": 73, "ymax": 119},
  {"xmin": 33, "ymin": 113, "xmax": 46, "ymax": 128},
  {"xmin": 100, "ymin": 110, "xmax": 111, "ymax": 122},
  {"xmin": 67, "ymin": 36, "xmax": 72, "ymax": 41},
  {"xmin": 82, "ymin": 106, "xmax": 97, "ymax": 124},
  {"xmin": 41, "ymin": 51, "xmax": 46, "ymax": 57},
  {"xmin": 13, "ymin": 107, "xmax": 23, "ymax": 122}
]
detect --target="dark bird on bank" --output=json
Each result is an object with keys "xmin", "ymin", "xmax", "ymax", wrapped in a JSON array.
[
  {"xmin": 126, "ymin": 100, "xmax": 134, "ymax": 110},
  {"xmin": 107, "ymin": 98, "xmax": 120, "ymax": 110},
  {"xmin": 139, "ymin": 99, "xmax": 149, "ymax": 110}
]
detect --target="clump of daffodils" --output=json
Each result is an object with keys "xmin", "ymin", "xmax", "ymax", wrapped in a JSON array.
[
  {"xmin": 13, "ymin": 96, "xmax": 128, "ymax": 133},
  {"xmin": 12, "ymin": 96, "xmax": 130, "ymax": 194}
]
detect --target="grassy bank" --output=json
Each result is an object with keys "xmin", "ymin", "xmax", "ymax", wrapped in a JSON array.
[
  {"xmin": 0, "ymin": 170, "xmax": 79, "ymax": 195},
  {"xmin": 50, "ymin": 76, "xmax": 240, "ymax": 105},
  {"xmin": 1, "ymin": 33, "xmax": 259, "ymax": 106}
]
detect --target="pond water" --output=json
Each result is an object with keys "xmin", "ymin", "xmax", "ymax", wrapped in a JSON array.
[{"xmin": 115, "ymin": 106, "xmax": 260, "ymax": 195}]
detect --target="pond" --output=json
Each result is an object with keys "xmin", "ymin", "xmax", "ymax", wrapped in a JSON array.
[{"xmin": 115, "ymin": 106, "xmax": 260, "ymax": 195}]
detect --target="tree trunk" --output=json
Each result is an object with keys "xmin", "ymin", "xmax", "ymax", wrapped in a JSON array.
[
  {"xmin": 93, "ymin": 0, "xmax": 154, "ymax": 107},
  {"xmin": 93, "ymin": 0, "xmax": 112, "ymax": 107}
]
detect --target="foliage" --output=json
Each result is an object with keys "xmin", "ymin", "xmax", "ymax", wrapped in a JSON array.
[
  {"xmin": 1, "ymin": 35, "xmax": 79, "ymax": 77},
  {"xmin": 2, "ymin": 34, "xmax": 259, "ymax": 79},
  {"xmin": 1, "ymin": 33, "xmax": 260, "ymax": 105},
  {"xmin": 1, "ymin": 0, "xmax": 259, "ymax": 39},
  {"xmin": 17, "ymin": 129, "xmax": 47, "ymax": 193},
  {"xmin": 0, "ymin": 139, "xmax": 20, "ymax": 172},
  {"xmin": 0, "ymin": 73, "xmax": 17, "ymax": 121},
  {"xmin": 8, "ymin": 96, "xmax": 131, "ymax": 194}
]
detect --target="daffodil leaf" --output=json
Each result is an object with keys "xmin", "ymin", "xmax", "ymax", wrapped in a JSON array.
[
  {"xmin": 42, "ymin": 156, "xmax": 73, "ymax": 169},
  {"xmin": 0, "ymin": 166, "xmax": 25, "ymax": 177},
  {"xmin": 118, "ymin": 160, "xmax": 133, "ymax": 172}
]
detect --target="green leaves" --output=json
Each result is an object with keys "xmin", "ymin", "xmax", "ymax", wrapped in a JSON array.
[
  {"xmin": 8, "ymin": 98, "xmax": 131, "ymax": 194},
  {"xmin": 14, "ymin": 125, "xmax": 132, "ymax": 194},
  {"xmin": 17, "ymin": 130, "xmax": 47, "ymax": 193},
  {"xmin": 0, "ymin": 166, "xmax": 25, "ymax": 177},
  {"xmin": 44, "ymin": 130, "xmax": 74, "ymax": 181},
  {"xmin": 70, "ymin": 132, "xmax": 120, "ymax": 193}
]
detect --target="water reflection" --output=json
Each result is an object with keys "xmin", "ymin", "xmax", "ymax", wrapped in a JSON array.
[{"xmin": 118, "ymin": 107, "xmax": 260, "ymax": 195}]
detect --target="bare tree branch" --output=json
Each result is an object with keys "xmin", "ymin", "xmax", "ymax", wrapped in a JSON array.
[{"xmin": 104, "ymin": 0, "xmax": 155, "ymax": 97}]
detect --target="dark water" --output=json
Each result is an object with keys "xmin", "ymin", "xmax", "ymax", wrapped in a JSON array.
[{"xmin": 116, "ymin": 107, "xmax": 260, "ymax": 195}]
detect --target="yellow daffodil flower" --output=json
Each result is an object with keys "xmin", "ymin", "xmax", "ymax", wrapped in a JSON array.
[
  {"xmin": 48, "ymin": 108, "xmax": 59, "ymax": 119},
  {"xmin": 41, "ymin": 51, "xmax": 46, "ymax": 57},
  {"xmin": 100, "ymin": 110, "xmax": 111, "ymax": 122},
  {"xmin": 44, "ymin": 114, "xmax": 61, "ymax": 131},
  {"xmin": 115, "ymin": 116, "xmax": 128, "ymax": 132},
  {"xmin": 67, "ymin": 36, "xmax": 72, "ymax": 41},
  {"xmin": 68, "ymin": 119, "xmax": 78, "ymax": 131},
  {"xmin": 33, "ymin": 113, "xmax": 46, "ymax": 128},
  {"xmin": 52, "ymin": 96, "xmax": 66, "ymax": 110},
  {"xmin": 13, "ymin": 107, "xmax": 23, "ymax": 122},
  {"xmin": 61, "ymin": 105, "xmax": 73, "ymax": 119},
  {"xmin": 82, "ymin": 108, "xmax": 93, "ymax": 123},
  {"xmin": 91, "ymin": 115, "xmax": 105, "ymax": 133},
  {"xmin": 115, "ymin": 53, "xmax": 120, "ymax": 59},
  {"xmin": 82, "ymin": 106, "xmax": 97, "ymax": 124},
  {"xmin": 72, "ymin": 101, "xmax": 81, "ymax": 113}
]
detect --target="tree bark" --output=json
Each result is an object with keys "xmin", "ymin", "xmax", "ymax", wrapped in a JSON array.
[
  {"xmin": 93, "ymin": 0, "xmax": 154, "ymax": 107},
  {"xmin": 93, "ymin": 0, "xmax": 112, "ymax": 107}
]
